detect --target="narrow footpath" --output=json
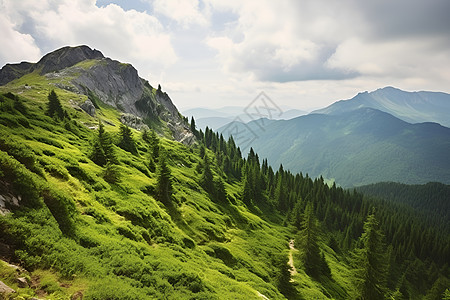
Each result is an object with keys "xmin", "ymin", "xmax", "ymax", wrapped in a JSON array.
[{"xmin": 288, "ymin": 239, "xmax": 297, "ymax": 282}]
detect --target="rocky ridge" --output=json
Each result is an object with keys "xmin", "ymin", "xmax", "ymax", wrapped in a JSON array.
[{"xmin": 0, "ymin": 45, "xmax": 194, "ymax": 144}]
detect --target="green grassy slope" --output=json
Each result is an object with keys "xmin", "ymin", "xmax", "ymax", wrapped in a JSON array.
[{"xmin": 0, "ymin": 87, "xmax": 291, "ymax": 298}]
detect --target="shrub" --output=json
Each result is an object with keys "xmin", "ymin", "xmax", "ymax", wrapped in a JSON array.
[
  {"xmin": 42, "ymin": 187, "xmax": 76, "ymax": 235},
  {"xmin": 44, "ymin": 163, "xmax": 70, "ymax": 180},
  {"xmin": 0, "ymin": 150, "xmax": 42, "ymax": 207},
  {"xmin": 103, "ymin": 162, "xmax": 120, "ymax": 184}
]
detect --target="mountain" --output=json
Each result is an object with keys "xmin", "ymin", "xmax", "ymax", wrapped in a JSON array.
[
  {"xmin": 313, "ymin": 86, "xmax": 450, "ymax": 127},
  {"xmin": 219, "ymin": 107, "xmax": 450, "ymax": 187},
  {"xmin": 183, "ymin": 106, "xmax": 307, "ymax": 130},
  {"xmin": 0, "ymin": 47, "xmax": 449, "ymax": 299},
  {"xmin": 0, "ymin": 45, "xmax": 194, "ymax": 144}
]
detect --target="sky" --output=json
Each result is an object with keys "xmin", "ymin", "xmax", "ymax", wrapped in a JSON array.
[{"xmin": 1, "ymin": 0, "xmax": 449, "ymax": 111}]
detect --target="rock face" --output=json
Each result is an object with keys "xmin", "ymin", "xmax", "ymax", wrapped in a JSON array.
[
  {"xmin": 0, "ymin": 45, "xmax": 103, "ymax": 85},
  {"xmin": 120, "ymin": 113, "xmax": 149, "ymax": 131},
  {"xmin": 0, "ymin": 45, "xmax": 195, "ymax": 144},
  {"xmin": 72, "ymin": 58, "xmax": 144, "ymax": 117},
  {"xmin": 0, "ymin": 280, "xmax": 15, "ymax": 297},
  {"xmin": 80, "ymin": 99, "xmax": 96, "ymax": 117},
  {"xmin": 37, "ymin": 45, "xmax": 104, "ymax": 75}
]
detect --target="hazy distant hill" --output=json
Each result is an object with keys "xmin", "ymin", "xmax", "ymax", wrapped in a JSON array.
[
  {"xmin": 219, "ymin": 107, "xmax": 450, "ymax": 187},
  {"xmin": 313, "ymin": 86, "xmax": 450, "ymax": 127},
  {"xmin": 183, "ymin": 107, "xmax": 307, "ymax": 130}
]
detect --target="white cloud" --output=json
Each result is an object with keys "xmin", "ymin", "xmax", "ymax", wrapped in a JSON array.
[
  {"xmin": 153, "ymin": 0, "xmax": 208, "ymax": 28},
  {"xmin": 0, "ymin": 0, "xmax": 177, "ymax": 77},
  {"xmin": 0, "ymin": 14, "xmax": 41, "ymax": 64},
  {"xmin": 204, "ymin": 0, "xmax": 450, "ymax": 85}
]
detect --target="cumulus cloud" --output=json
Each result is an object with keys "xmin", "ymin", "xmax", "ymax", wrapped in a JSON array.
[
  {"xmin": 0, "ymin": 13, "xmax": 41, "ymax": 64},
  {"xmin": 153, "ymin": 0, "xmax": 209, "ymax": 28},
  {"xmin": 0, "ymin": 0, "xmax": 177, "ymax": 78},
  {"xmin": 205, "ymin": 0, "xmax": 450, "ymax": 84}
]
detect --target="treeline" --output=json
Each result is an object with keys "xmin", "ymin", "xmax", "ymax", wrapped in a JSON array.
[
  {"xmin": 194, "ymin": 124, "xmax": 450, "ymax": 298},
  {"xmin": 357, "ymin": 182, "xmax": 450, "ymax": 229}
]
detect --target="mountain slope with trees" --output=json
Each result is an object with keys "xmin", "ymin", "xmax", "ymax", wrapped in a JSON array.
[
  {"xmin": 219, "ymin": 108, "xmax": 450, "ymax": 187},
  {"xmin": 0, "ymin": 47, "xmax": 448, "ymax": 299}
]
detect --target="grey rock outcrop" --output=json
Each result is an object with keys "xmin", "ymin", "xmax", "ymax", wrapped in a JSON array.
[
  {"xmin": 120, "ymin": 113, "xmax": 149, "ymax": 131},
  {"xmin": 80, "ymin": 99, "xmax": 96, "ymax": 116},
  {"xmin": 38, "ymin": 45, "xmax": 104, "ymax": 75},
  {"xmin": 72, "ymin": 58, "xmax": 144, "ymax": 116},
  {"xmin": 0, "ymin": 280, "xmax": 15, "ymax": 297},
  {"xmin": 0, "ymin": 45, "xmax": 103, "ymax": 86}
]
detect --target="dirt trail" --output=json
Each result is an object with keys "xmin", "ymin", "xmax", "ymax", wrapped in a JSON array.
[{"xmin": 288, "ymin": 239, "xmax": 297, "ymax": 281}]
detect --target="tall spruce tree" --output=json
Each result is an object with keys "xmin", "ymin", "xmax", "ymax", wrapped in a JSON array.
[
  {"xmin": 353, "ymin": 210, "xmax": 388, "ymax": 300},
  {"xmin": 298, "ymin": 202, "xmax": 325, "ymax": 278},
  {"xmin": 156, "ymin": 152, "xmax": 172, "ymax": 204},
  {"xmin": 118, "ymin": 124, "xmax": 137, "ymax": 154},
  {"xmin": 201, "ymin": 155, "xmax": 214, "ymax": 194},
  {"xmin": 90, "ymin": 122, "xmax": 116, "ymax": 166},
  {"xmin": 47, "ymin": 90, "xmax": 64, "ymax": 119}
]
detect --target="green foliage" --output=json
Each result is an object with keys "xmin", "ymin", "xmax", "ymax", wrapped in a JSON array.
[
  {"xmin": 103, "ymin": 161, "xmax": 121, "ymax": 183},
  {"xmin": 297, "ymin": 203, "xmax": 329, "ymax": 278},
  {"xmin": 200, "ymin": 154, "xmax": 214, "ymax": 193},
  {"xmin": 42, "ymin": 187, "xmax": 76, "ymax": 235},
  {"xmin": 46, "ymin": 89, "xmax": 65, "ymax": 119},
  {"xmin": 156, "ymin": 152, "xmax": 172, "ymax": 204},
  {"xmin": 90, "ymin": 122, "xmax": 116, "ymax": 166},
  {"xmin": 117, "ymin": 124, "xmax": 137, "ymax": 154},
  {"xmin": 352, "ymin": 211, "xmax": 388, "ymax": 299}
]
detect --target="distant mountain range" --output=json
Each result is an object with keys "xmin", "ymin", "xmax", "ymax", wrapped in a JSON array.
[
  {"xmin": 219, "ymin": 89, "xmax": 450, "ymax": 187},
  {"xmin": 183, "ymin": 106, "xmax": 307, "ymax": 130},
  {"xmin": 313, "ymin": 86, "xmax": 450, "ymax": 127}
]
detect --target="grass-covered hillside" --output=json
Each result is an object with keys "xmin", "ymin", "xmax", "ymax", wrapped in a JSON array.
[{"xmin": 0, "ymin": 54, "xmax": 449, "ymax": 299}]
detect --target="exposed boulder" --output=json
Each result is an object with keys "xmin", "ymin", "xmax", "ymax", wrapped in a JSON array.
[
  {"xmin": 80, "ymin": 99, "xmax": 96, "ymax": 117},
  {"xmin": 17, "ymin": 277, "xmax": 28, "ymax": 288},
  {"xmin": 0, "ymin": 280, "xmax": 15, "ymax": 297},
  {"xmin": 120, "ymin": 113, "xmax": 149, "ymax": 131}
]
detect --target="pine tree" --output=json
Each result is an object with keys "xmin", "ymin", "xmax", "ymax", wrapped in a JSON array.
[
  {"xmin": 91, "ymin": 139, "xmax": 106, "ymax": 166},
  {"xmin": 190, "ymin": 116, "xmax": 197, "ymax": 136},
  {"xmin": 298, "ymin": 203, "xmax": 325, "ymax": 278},
  {"xmin": 201, "ymin": 155, "xmax": 214, "ymax": 194},
  {"xmin": 90, "ymin": 122, "xmax": 115, "ymax": 166},
  {"xmin": 103, "ymin": 161, "xmax": 120, "ymax": 183},
  {"xmin": 150, "ymin": 130, "xmax": 160, "ymax": 159},
  {"xmin": 353, "ymin": 210, "xmax": 388, "ymax": 300},
  {"xmin": 214, "ymin": 177, "xmax": 227, "ymax": 202},
  {"xmin": 156, "ymin": 152, "xmax": 172, "ymax": 204},
  {"xmin": 142, "ymin": 129, "xmax": 151, "ymax": 143},
  {"xmin": 118, "ymin": 124, "xmax": 137, "ymax": 154},
  {"xmin": 47, "ymin": 90, "xmax": 64, "ymax": 119}
]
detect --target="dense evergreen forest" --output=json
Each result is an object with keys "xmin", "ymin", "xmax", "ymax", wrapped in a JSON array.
[
  {"xmin": 0, "ymin": 87, "xmax": 449, "ymax": 299},
  {"xmin": 195, "ymin": 124, "xmax": 450, "ymax": 299}
]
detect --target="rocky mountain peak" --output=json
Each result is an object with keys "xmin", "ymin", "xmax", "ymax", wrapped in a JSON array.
[
  {"xmin": 0, "ymin": 45, "xmax": 195, "ymax": 144},
  {"xmin": 37, "ymin": 45, "xmax": 104, "ymax": 74}
]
